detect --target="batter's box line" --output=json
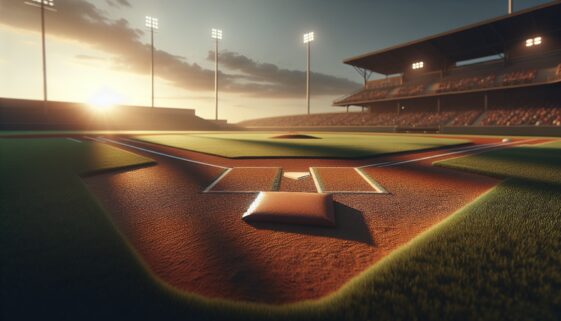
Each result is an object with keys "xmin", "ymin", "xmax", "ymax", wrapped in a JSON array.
[
  {"xmin": 309, "ymin": 167, "xmax": 388, "ymax": 194},
  {"xmin": 202, "ymin": 167, "xmax": 282, "ymax": 194}
]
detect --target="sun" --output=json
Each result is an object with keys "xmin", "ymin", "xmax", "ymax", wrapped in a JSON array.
[{"xmin": 87, "ymin": 87, "xmax": 121, "ymax": 112}]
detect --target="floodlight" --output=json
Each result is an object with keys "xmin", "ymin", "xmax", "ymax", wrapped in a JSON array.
[
  {"xmin": 30, "ymin": 0, "xmax": 54, "ymax": 6},
  {"xmin": 412, "ymin": 61, "xmax": 424, "ymax": 70},
  {"xmin": 525, "ymin": 36, "xmax": 542, "ymax": 47},
  {"xmin": 303, "ymin": 32, "xmax": 314, "ymax": 44},
  {"xmin": 145, "ymin": 16, "xmax": 159, "ymax": 29},
  {"xmin": 211, "ymin": 28, "xmax": 223, "ymax": 40}
]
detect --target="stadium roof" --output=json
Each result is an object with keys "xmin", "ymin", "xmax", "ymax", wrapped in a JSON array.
[{"xmin": 344, "ymin": 1, "xmax": 561, "ymax": 75}]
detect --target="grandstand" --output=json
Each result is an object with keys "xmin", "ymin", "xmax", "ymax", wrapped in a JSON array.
[{"xmin": 241, "ymin": 2, "xmax": 561, "ymax": 136}]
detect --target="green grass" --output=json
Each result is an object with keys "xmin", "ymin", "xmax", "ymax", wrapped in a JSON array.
[
  {"xmin": 132, "ymin": 132, "xmax": 468, "ymax": 158},
  {"xmin": 434, "ymin": 140, "xmax": 561, "ymax": 185},
  {"xmin": 2, "ymin": 138, "xmax": 561, "ymax": 320}
]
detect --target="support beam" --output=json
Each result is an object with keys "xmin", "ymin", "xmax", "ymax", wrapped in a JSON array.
[
  {"xmin": 306, "ymin": 41, "xmax": 311, "ymax": 115},
  {"xmin": 40, "ymin": 1, "xmax": 47, "ymax": 103},
  {"xmin": 151, "ymin": 27, "xmax": 154, "ymax": 108},
  {"xmin": 353, "ymin": 66, "xmax": 373, "ymax": 85},
  {"xmin": 215, "ymin": 38, "xmax": 218, "ymax": 119}
]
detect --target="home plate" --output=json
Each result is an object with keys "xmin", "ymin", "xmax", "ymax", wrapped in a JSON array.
[
  {"xmin": 283, "ymin": 172, "xmax": 310, "ymax": 180},
  {"xmin": 242, "ymin": 192, "xmax": 336, "ymax": 227}
]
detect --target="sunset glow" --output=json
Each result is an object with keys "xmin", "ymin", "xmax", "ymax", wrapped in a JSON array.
[{"xmin": 88, "ymin": 87, "xmax": 121, "ymax": 112}]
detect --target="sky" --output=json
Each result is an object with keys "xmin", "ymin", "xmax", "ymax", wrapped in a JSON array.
[{"xmin": 0, "ymin": 0, "xmax": 553, "ymax": 122}]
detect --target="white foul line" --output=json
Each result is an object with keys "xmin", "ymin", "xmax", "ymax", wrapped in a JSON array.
[
  {"xmin": 357, "ymin": 142, "xmax": 502, "ymax": 168},
  {"xmin": 359, "ymin": 139, "xmax": 538, "ymax": 169},
  {"xmin": 88, "ymin": 135, "xmax": 539, "ymax": 195},
  {"xmin": 309, "ymin": 167, "xmax": 324, "ymax": 193},
  {"xmin": 202, "ymin": 168, "xmax": 233, "ymax": 192},
  {"xmin": 66, "ymin": 137, "xmax": 82, "ymax": 143},
  {"xmin": 354, "ymin": 167, "xmax": 388, "ymax": 193},
  {"xmin": 97, "ymin": 137, "xmax": 229, "ymax": 170},
  {"xmin": 83, "ymin": 136, "xmax": 101, "ymax": 142}
]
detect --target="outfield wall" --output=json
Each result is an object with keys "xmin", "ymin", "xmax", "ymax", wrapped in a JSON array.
[
  {"xmin": 244, "ymin": 125, "xmax": 561, "ymax": 137},
  {"xmin": 441, "ymin": 126, "xmax": 561, "ymax": 137},
  {"xmin": 0, "ymin": 98, "xmax": 219, "ymax": 131},
  {"xmin": 243, "ymin": 126, "xmax": 396, "ymax": 133}
]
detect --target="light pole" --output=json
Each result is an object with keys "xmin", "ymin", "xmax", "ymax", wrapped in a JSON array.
[
  {"xmin": 145, "ymin": 16, "xmax": 159, "ymax": 108},
  {"xmin": 24, "ymin": 0, "xmax": 55, "ymax": 103},
  {"xmin": 303, "ymin": 32, "xmax": 314, "ymax": 115},
  {"xmin": 211, "ymin": 28, "xmax": 222, "ymax": 121}
]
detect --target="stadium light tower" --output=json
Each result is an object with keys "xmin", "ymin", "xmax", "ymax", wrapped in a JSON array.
[
  {"xmin": 303, "ymin": 32, "xmax": 314, "ymax": 115},
  {"xmin": 145, "ymin": 16, "xmax": 159, "ymax": 108},
  {"xmin": 24, "ymin": 0, "xmax": 56, "ymax": 103},
  {"xmin": 508, "ymin": 0, "xmax": 513, "ymax": 14},
  {"xmin": 211, "ymin": 28, "xmax": 222, "ymax": 120}
]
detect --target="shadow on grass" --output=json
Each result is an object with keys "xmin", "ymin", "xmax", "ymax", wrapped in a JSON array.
[
  {"xmin": 435, "ymin": 146, "xmax": 561, "ymax": 186},
  {"xmin": 194, "ymin": 135, "xmax": 471, "ymax": 159},
  {"xmin": 247, "ymin": 202, "xmax": 374, "ymax": 245}
]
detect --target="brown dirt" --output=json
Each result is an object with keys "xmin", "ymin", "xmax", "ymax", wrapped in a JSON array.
[
  {"xmin": 270, "ymin": 134, "xmax": 320, "ymax": 139},
  {"xmin": 313, "ymin": 167, "xmax": 376, "ymax": 192},
  {"xmin": 83, "ymin": 135, "xmax": 551, "ymax": 304},
  {"xmin": 210, "ymin": 167, "xmax": 281, "ymax": 192},
  {"xmin": 279, "ymin": 175, "xmax": 317, "ymax": 193}
]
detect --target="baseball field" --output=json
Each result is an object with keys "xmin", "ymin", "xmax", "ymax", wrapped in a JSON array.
[{"xmin": 2, "ymin": 131, "xmax": 560, "ymax": 320}]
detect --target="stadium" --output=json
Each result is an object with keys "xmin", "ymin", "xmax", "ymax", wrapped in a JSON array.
[
  {"xmin": 1, "ymin": 1, "xmax": 560, "ymax": 321},
  {"xmin": 242, "ymin": 2, "xmax": 561, "ymax": 135}
]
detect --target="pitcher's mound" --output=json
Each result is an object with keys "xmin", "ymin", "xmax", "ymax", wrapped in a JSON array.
[
  {"xmin": 270, "ymin": 133, "xmax": 320, "ymax": 139},
  {"xmin": 243, "ymin": 192, "xmax": 335, "ymax": 227}
]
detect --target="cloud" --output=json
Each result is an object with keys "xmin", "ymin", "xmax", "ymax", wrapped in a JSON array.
[
  {"xmin": 208, "ymin": 50, "xmax": 360, "ymax": 97},
  {"xmin": 0, "ymin": 0, "xmax": 359, "ymax": 98},
  {"xmin": 106, "ymin": 0, "xmax": 131, "ymax": 8},
  {"xmin": 75, "ymin": 54, "xmax": 106, "ymax": 61}
]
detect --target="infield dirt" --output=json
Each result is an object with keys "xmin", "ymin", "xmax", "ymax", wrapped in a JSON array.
[{"xmin": 84, "ymin": 136, "xmax": 546, "ymax": 303}]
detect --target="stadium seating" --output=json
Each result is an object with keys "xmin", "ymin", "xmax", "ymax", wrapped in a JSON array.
[
  {"xmin": 343, "ymin": 88, "xmax": 391, "ymax": 103},
  {"xmin": 240, "ymin": 105, "xmax": 561, "ymax": 128},
  {"xmin": 395, "ymin": 84, "xmax": 425, "ymax": 97},
  {"xmin": 480, "ymin": 105, "xmax": 561, "ymax": 126},
  {"xmin": 502, "ymin": 69, "xmax": 537, "ymax": 86},
  {"xmin": 436, "ymin": 75, "xmax": 496, "ymax": 93},
  {"xmin": 448, "ymin": 110, "xmax": 483, "ymax": 126},
  {"xmin": 335, "ymin": 64, "xmax": 555, "ymax": 107}
]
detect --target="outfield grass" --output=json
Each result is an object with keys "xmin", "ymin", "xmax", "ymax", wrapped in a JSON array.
[
  {"xmin": 434, "ymin": 140, "xmax": 561, "ymax": 185},
  {"xmin": 2, "ymin": 138, "xmax": 561, "ymax": 320},
  {"xmin": 132, "ymin": 133, "xmax": 468, "ymax": 158}
]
